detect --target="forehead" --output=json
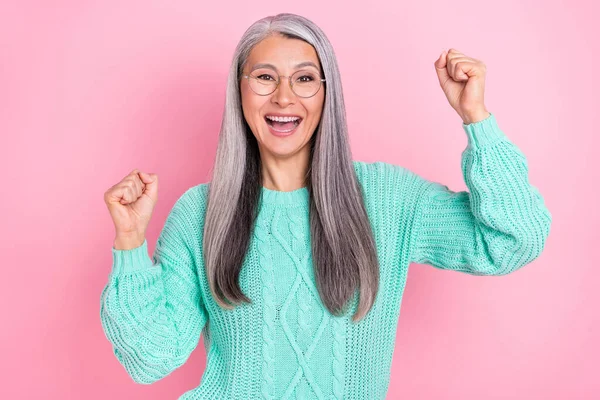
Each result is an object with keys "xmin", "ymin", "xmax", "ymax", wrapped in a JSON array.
[{"xmin": 246, "ymin": 35, "xmax": 321, "ymax": 71}]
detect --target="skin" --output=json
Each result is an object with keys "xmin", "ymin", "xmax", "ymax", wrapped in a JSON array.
[
  {"xmin": 109, "ymin": 46, "xmax": 492, "ymax": 250},
  {"xmin": 240, "ymin": 34, "xmax": 325, "ymax": 192},
  {"xmin": 434, "ymin": 48, "xmax": 491, "ymax": 124},
  {"xmin": 240, "ymin": 42, "xmax": 490, "ymax": 192}
]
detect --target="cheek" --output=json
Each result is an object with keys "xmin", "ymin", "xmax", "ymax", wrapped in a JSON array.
[
  {"xmin": 240, "ymin": 86, "xmax": 251, "ymax": 114},
  {"xmin": 307, "ymin": 95, "xmax": 325, "ymax": 123},
  {"xmin": 241, "ymin": 89, "xmax": 264, "ymax": 126},
  {"xmin": 242, "ymin": 86, "xmax": 267, "ymax": 110}
]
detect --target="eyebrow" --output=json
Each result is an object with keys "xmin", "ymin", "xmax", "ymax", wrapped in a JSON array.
[{"xmin": 250, "ymin": 61, "xmax": 320, "ymax": 71}]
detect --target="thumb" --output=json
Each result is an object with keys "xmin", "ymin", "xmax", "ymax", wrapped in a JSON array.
[
  {"xmin": 434, "ymin": 50, "xmax": 450, "ymax": 85},
  {"xmin": 139, "ymin": 172, "xmax": 158, "ymax": 202}
]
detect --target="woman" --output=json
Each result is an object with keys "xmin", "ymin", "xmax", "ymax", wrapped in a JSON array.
[{"xmin": 101, "ymin": 13, "xmax": 551, "ymax": 400}]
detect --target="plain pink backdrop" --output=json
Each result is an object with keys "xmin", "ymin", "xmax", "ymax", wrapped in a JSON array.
[{"xmin": 1, "ymin": 1, "xmax": 597, "ymax": 399}]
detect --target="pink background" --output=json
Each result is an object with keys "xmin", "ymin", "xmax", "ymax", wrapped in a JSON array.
[{"xmin": 1, "ymin": 1, "xmax": 597, "ymax": 399}]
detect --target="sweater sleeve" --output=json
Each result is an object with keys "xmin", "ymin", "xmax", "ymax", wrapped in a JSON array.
[
  {"xmin": 409, "ymin": 113, "xmax": 552, "ymax": 275},
  {"xmin": 99, "ymin": 192, "xmax": 208, "ymax": 384}
]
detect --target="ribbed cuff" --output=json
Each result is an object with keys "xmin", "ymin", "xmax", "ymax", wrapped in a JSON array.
[
  {"xmin": 111, "ymin": 239, "xmax": 155, "ymax": 275},
  {"xmin": 462, "ymin": 113, "xmax": 506, "ymax": 149}
]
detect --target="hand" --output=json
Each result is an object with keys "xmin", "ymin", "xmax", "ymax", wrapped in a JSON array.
[
  {"xmin": 434, "ymin": 48, "xmax": 490, "ymax": 124},
  {"xmin": 104, "ymin": 169, "xmax": 158, "ymax": 244}
]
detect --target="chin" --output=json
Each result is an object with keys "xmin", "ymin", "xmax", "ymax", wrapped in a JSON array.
[
  {"xmin": 261, "ymin": 137, "xmax": 310, "ymax": 157},
  {"xmin": 264, "ymin": 143, "xmax": 301, "ymax": 157}
]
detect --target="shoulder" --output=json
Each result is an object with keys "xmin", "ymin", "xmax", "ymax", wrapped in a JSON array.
[
  {"xmin": 166, "ymin": 182, "xmax": 211, "ymax": 232},
  {"xmin": 352, "ymin": 159, "xmax": 437, "ymax": 219},
  {"xmin": 352, "ymin": 160, "xmax": 428, "ymax": 193},
  {"xmin": 181, "ymin": 182, "xmax": 210, "ymax": 208}
]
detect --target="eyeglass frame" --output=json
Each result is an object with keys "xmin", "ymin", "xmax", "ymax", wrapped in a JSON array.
[{"xmin": 241, "ymin": 71, "xmax": 326, "ymax": 98}]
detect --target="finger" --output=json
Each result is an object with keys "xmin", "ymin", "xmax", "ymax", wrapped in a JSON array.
[
  {"xmin": 122, "ymin": 169, "xmax": 141, "ymax": 195},
  {"xmin": 447, "ymin": 48, "xmax": 464, "ymax": 57},
  {"xmin": 119, "ymin": 185, "xmax": 133, "ymax": 204},
  {"xmin": 132, "ymin": 172, "xmax": 146, "ymax": 194},
  {"xmin": 139, "ymin": 171, "xmax": 154, "ymax": 184},
  {"xmin": 139, "ymin": 172, "xmax": 158, "ymax": 202},
  {"xmin": 448, "ymin": 49, "xmax": 481, "ymax": 64},
  {"xmin": 434, "ymin": 50, "xmax": 450, "ymax": 86},
  {"xmin": 123, "ymin": 177, "xmax": 141, "ymax": 199},
  {"xmin": 454, "ymin": 61, "xmax": 480, "ymax": 81},
  {"xmin": 454, "ymin": 62, "xmax": 469, "ymax": 81},
  {"xmin": 446, "ymin": 56, "xmax": 474, "ymax": 80},
  {"xmin": 125, "ymin": 177, "xmax": 143, "ymax": 202},
  {"xmin": 137, "ymin": 171, "xmax": 148, "ymax": 193}
]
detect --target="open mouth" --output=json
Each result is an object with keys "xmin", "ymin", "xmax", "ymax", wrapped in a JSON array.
[{"xmin": 264, "ymin": 115, "xmax": 303, "ymax": 133}]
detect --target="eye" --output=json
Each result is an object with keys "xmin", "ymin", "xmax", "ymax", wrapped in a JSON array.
[
  {"xmin": 297, "ymin": 75, "xmax": 314, "ymax": 82},
  {"xmin": 257, "ymin": 74, "xmax": 275, "ymax": 81}
]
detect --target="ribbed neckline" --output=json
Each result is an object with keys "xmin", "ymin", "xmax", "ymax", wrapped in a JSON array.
[{"xmin": 259, "ymin": 185, "xmax": 309, "ymax": 207}]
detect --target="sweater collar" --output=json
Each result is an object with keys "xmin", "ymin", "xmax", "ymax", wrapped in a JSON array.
[{"xmin": 259, "ymin": 185, "xmax": 309, "ymax": 207}]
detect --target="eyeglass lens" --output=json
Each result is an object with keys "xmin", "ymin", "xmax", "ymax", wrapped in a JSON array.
[{"xmin": 248, "ymin": 69, "xmax": 322, "ymax": 97}]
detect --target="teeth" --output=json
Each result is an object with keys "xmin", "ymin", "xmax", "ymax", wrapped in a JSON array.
[{"xmin": 266, "ymin": 115, "xmax": 300, "ymax": 122}]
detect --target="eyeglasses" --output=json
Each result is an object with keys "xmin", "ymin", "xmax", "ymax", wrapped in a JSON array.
[{"xmin": 242, "ymin": 69, "xmax": 326, "ymax": 98}]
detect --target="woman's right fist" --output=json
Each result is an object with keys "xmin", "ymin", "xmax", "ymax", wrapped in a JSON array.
[{"xmin": 104, "ymin": 169, "xmax": 158, "ymax": 245}]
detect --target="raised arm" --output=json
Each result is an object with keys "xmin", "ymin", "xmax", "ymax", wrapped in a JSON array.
[
  {"xmin": 409, "ymin": 113, "xmax": 552, "ymax": 275},
  {"xmin": 100, "ymin": 191, "xmax": 208, "ymax": 384}
]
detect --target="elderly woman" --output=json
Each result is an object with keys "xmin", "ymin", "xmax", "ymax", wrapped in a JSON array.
[{"xmin": 101, "ymin": 13, "xmax": 551, "ymax": 400}]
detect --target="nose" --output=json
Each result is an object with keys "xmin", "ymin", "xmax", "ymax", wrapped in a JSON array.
[{"xmin": 271, "ymin": 76, "xmax": 296, "ymax": 107}]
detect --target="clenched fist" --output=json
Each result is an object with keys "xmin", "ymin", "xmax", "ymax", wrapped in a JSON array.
[
  {"xmin": 104, "ymin": 169, "xmax": 158, "ymax": 250},
  {"xmin": 434, "ymin": 48, "xmax": 490, "ymax": 125}
]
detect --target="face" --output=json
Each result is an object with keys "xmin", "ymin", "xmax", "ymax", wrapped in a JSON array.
[{"xmin": 240, "ymin": 34, "xmax": 325, "ymax": 161}]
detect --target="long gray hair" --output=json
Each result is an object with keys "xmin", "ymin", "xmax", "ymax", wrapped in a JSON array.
[{"xmin": 203, "ymin": 13, "xmax": 379, "ymax": 322}]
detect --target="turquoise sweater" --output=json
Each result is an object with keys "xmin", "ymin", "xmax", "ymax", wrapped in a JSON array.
[{"xmin": 100, "ymin": 113, "xmax": 551, "ymax": 399}]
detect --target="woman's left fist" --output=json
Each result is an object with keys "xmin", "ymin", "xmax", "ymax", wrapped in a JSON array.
[{"xmin": 434, "ymin": 48, "xmax": 490, "ymax": 124}]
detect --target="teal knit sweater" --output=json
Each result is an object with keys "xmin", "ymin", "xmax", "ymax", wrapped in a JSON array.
[{"xmin": 100, "ymin": 113, "xmax": 551, "ymax": 399}]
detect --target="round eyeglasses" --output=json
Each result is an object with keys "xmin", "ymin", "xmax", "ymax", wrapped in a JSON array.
[{"xmin": 242, "ymin": 70, "xmax": 326, "ymax": 98}]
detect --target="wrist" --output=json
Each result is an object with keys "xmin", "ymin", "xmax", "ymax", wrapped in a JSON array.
[
  {"xmin": 114, "ymin": 234, "xmax": 145, "ymax": 250},
  {"xmin": 462, "ymin": 109, "xmax": 491, "ymax": 125}
]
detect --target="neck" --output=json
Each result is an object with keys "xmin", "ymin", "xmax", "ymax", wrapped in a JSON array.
[{"xmin": 260, "ymin": 146, "xmax": 310, "ymax": 192}]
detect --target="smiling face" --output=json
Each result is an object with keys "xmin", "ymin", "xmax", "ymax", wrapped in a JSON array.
[{"xmin": 240, "ymin": 34, "xmax": 325, "ymax": 163}]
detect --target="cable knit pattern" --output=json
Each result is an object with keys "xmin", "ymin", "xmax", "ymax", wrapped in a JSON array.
[
  {"xmin": 99, "ymin": 113, "xmax": 552, "ymax": 399},
  {"xmin": 410, "ymin": 114, "xmax": 552, "ymax": 274},
  {"xmin": 330, "ymin": 314, "xmax": 346, "ymax": 400},
  {"xmin": 255, "ymin": 211, "xmax": 277, "ymax": 400},
  {"xmin": 287, "ymin": 206, "xmax": 314, "ymax": 400}
]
